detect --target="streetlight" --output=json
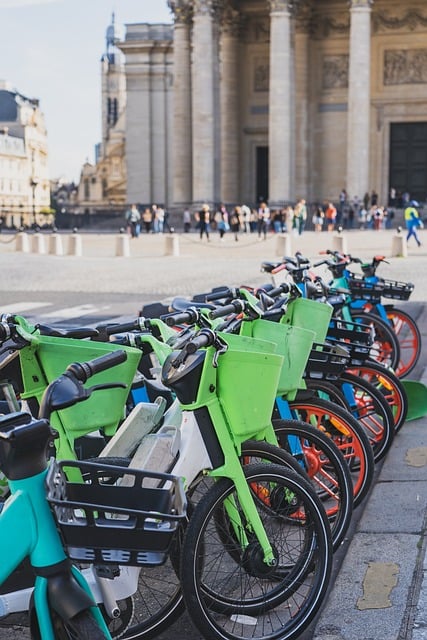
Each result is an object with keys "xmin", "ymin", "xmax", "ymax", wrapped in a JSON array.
[{"xmin": 30, "ymin": 178, "xmax": 39, "ymax": 227}]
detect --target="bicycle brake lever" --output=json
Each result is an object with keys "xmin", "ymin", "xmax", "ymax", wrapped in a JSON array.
[{"xmin": 212, "ymin": 335, "xmax": 228, "ymax": 368}]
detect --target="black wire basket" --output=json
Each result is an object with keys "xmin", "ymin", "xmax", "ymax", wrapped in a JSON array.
[
  {"xmin": 46, "ymin": 459, "xmax": 187, "ymax": 566},
  {"xmin": 304, "ymin": 342, "xmax": 351, "ymax": 381},
  {"xmin": 326, "ymin": 318, "xmax": 372, "ymax": 366},
  {"xmin": 347, "ymin": 275, "xmax": 384, "ymax": 302},
  {"xmin": 380, "ymin": 279, "xmax": 414, "ymax": 301}
]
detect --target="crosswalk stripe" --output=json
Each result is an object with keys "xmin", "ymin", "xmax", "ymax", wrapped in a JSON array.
[
  {"xmin": 1, "ymin": 302, "xmax": 53, "ymax": 314},
  {"xmin": 40, "ymin": 304, "xmax": 112, "ymax": 320}
]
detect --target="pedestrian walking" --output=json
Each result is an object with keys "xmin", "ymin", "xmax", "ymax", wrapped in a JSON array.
[
  {"xmin": 257, "ymin": 202, "xmax": 270, "ymax": 240},
  {"xmin": 197, "ymin": 203, "xmax": 211, "ymax": 241},
  {"xmin": 325, "ymin": 201, "xmax": 337, "ymax": 231},
  {"xmin": 183, "ymin": 207, "xmax": 191, "ymax": 233},
  {"xmin": 405, "ymin": 200, "xmax": 423, "ymax": 247},
  {"xmin": 125, "ymin": 204, "xmax": 141, "ymax": 238}
]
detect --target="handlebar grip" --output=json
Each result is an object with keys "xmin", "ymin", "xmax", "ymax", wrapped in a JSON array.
[
  {"xmin": 267, "ymin": 283, "xmax": 291, "ymax": 298},
  {"xmin": 162, "ymin": 310, "xmax": 197, "ymax": 326},
  {"xmin": 204, "ymin": 287, "xmax": 233, "ymax": 302},
  {"xmin": 185, "ymin": 330, "xmax": 215, "ymax": 355},
  {"xmin": 66, "ymin": 350, "xmax": 128, "ymax": 383},
  {"xmin": 0, "ymin": 323, "xmax": 12, "ymax": 342},
  {"xmin": 209, "ymin": 300, "xmax": 244, "ymax": 320},
  {"xmin": 96, "ymin": 318, "xmax": 143, "ymax": 336}
]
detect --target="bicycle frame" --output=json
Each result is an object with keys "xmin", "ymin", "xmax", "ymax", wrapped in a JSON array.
[
  {"xmin": 0, "ymin": 424, "xmax": 112, "ymax": 639},
  {"xmin": 162, "ymin": 331, "xmax": 286, "ymax": 564}
]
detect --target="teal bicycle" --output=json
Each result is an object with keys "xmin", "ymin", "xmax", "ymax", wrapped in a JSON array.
[{"xmin": 0, "ymin": 347, "xmax": 186, "ymax": 639}]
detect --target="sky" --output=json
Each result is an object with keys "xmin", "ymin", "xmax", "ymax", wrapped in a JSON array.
[{"xmin": 0, "ymin": 0, "xmax": 172, "ymax": 183}]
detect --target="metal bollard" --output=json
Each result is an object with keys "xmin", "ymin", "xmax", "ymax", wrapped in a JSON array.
[
  {"xmin": 31, "ymin": 232, "xmax": 46, "ymax": 254},
  {"xmin": 164, "ymin": 235, "xmax": 180, "ymax": 256},
  {"xmin": 391, "ymin": 227, "xmax": 408, "ymax": 257},
  {"xmin": 48, "ymin": 233, "xmax": 64, "ymax": 256},
  {"xmin": 331, "ymin": 228, "xmax": 348, "ymax": 254},
  {"xmin": 116, "ymin": 230, "xmax": 130, "ymax": 257},
  {"xmin": 275, "ymin": 233, "xmax": 292, "ymax": 257},
  {"xmin": 16, "ymin": 231, "xmax": 30, "ymax": 253}
]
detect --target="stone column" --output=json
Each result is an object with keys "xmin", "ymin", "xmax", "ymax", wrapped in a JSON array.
[
  {"xmin": 219, "ymin": 6, "xmax": 240, "ymax": 206},
  {"xmin": 268, "ymin": 0, "xmax": 293, "ymax": 208},
  {"xmin": 346, "ymin": 0, "xmax": 373, "ymax": 202},
  {"xmin": 192, "ymin": 0, "xmax": 216, "ymax": 207},
  {"xmin": 294, "ymin": 4, "xmax": 312, "ymax": 200},
  {"xmin": 169, "ymin": 1, "xmax": 193, "ymax": 207}
]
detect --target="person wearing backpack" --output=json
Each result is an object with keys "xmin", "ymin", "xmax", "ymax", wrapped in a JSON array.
[
  {"xmin": 125, "ymin": 204, "xmax": 141, "ymax": 238},
  {"xmin": 404, "ymin": 200, "xmax": 423, "ymax": 247}
]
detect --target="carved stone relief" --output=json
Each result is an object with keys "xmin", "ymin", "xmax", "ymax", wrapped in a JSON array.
[
  {"xmin": 384, "ymin": 48, "xmax": 427, "ymax": 85},
  {"xmin": 373, "ymin": 9, "xmax": 427, "ymax": 33},
  {"xmin": 322, "ymin": 55, "xmax": 349, "ymax": 90},
  {"xmin": 254, "ymin": 58, "xmax": 270, "ymax": 92}
]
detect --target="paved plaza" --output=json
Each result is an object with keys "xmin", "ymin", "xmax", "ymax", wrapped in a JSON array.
[{"xmin": 1, "ymin": 227, "xmax": 427, "ymax": 639}]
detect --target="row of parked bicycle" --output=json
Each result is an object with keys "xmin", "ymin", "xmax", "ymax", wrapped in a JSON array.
[{"xmin": 0, "ymin": 248, "xmax": 421, "ymax": 639}]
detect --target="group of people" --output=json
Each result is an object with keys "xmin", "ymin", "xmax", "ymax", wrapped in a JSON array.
[
  {"xmin": 125, "ymin": 203, "xmax": 172, "ymax": 238},
  {"xmin": 190, "ymin": 200, "xmax": 311, "ymax": 242},
  {"xmin": 127, "ymin": 192, "xmax": 424, "ymax": 247}
]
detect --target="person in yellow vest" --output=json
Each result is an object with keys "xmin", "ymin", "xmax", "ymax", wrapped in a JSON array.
[{"xmin": 404, "ymin": 200, "xmax": 423, "ymax": 247}]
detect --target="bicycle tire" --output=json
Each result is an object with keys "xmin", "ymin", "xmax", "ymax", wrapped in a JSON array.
[
  {"xmin": 31, "ymin": 609, "xmax": 108, "ymax": 640},
  {"xmin": 180, "ymin": 462, "xmax": 332, "ymax": 640},
  {"xmin": 83, "ymin": 457, "xmax": 185, "ymax": 640},
  {"xmin": 287, "ymin": 397, "xmax": 375, "ymax": 508},
  {"xmin": 385, "ymin": 306, "xmax": 422, "ymax": 378},
  {"xmin": 347, "ymin": 360, "xmax": 408, "ymax": 433},
  {"xmin": 334, "ymin": 371, "xmax": 395, "ymax": 463},
  {"xmin": 348, "ymin": 310, "xmax": 400, "ymax": 371},
  {"xmin": 271, "ymin": 419, "xmax": 353, "ymax": 552}
]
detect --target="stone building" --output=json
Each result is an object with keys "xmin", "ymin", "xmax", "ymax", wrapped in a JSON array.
[
  {"xmin": 0, "ymin": 81, "xmax": 50, "ymax": 228},
  {"xmin": 76, "ymin": 14, "xmax": 127, "ymax": 218},
  {"xmin": 116, "ymin": 0, "xmax": 427, "ymax": 215}
]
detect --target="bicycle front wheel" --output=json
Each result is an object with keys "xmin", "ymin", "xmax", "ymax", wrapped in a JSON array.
[
  {"xmin": 181, "ymin": 463, "xmax": 333, "ymax": 640},
  {"xmin": 83, "ymin": 458, "xmax": 185, "ymax": 640}
]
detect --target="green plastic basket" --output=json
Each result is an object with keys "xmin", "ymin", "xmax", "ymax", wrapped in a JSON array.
[
  {"xmin": 281, "ymin": 298, "xmax": 333, "ymax": 344},
  {"xmin": 20, "ymin": 337, "xmax": 141, "ymax": 437},
  {"xmin": 216, "ymin": 333, "xmax": 283, "ymax": 438},
  {"xmin": 240, "ymin": 319, "xmax": 315, "ymax": 395}
]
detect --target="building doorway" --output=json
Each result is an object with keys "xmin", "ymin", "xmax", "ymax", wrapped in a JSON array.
[
  {"xmin": 256, "ymin": 146, "xmax": 269, "ymax": 204},
  {"xmin": 389, "ymin": 122, "xmax": 427, "ymax": 204}
]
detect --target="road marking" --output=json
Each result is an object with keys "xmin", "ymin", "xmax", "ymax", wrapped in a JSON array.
[
  {"xmin": 40, "ymin": 304, "xmax": 111, "ymax": 319},
  {"xmin": 0, "ymin": 302, "xmax": 52, "ymax": 313}
]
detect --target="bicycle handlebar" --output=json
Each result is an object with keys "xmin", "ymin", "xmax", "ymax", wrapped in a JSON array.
[
  {"xmin": 209, "ymin": 299, "xmax": 245, "ymax": 320},
  {"xmin": 66, "ymin": 350, "xmax": 128, "ymax": 383},
  {"xmin": 96, "ymin": 317, "xmax": 146, "ymax": 337},
  {"xmin": 204, "ymin": 287, "xmax": 238, "ymax": 302},
  {"xmin": 162, "ymin": 308, "xmax": 200, "ymax": 327}
]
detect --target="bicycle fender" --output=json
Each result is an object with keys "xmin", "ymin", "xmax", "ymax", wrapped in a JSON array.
[{"xmin": 47, "ymin": 572, "xmax": 95, "ymax": 620}]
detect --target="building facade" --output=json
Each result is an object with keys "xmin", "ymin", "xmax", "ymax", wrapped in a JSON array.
[
  {"xmin": 115, "ymin": 0, "xmax": 427, "ymax": 214},
  {"xmin": 0, "ymin": 81, "xmax": 50, "ymax": 228},
  {"xmin": 76, "ymin": 14, "xmax": 128, "ymax": 219}
]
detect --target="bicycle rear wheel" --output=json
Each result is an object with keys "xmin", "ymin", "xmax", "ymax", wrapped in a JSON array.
[
  {"xmin": 385, "ymin": 306, "xmax": 422, "ymax": 378},
  {"xmin": 181, "ymin": 463, "xmax": 332, "ymax": 640},
  {"xmin": 272, "ymin": 419, "xmax": 353, "ymax": 552},
  {"xmin": 334, "ymin": 372, "xmax": 395, "ymax": 463},
  {"xmin": 347, "ymin": 360, "xmax": 408, "ymax": 433},
  {"xmin": 227, "ymin": 436, "xmax": 351, "ymax": 554},
  {"xmin": 287, "ymin": 397, "xmax": 375, "ymax": 508},
  {"xmin": 349, "ymin": 310, "xmax": 400, "ymax": 371}
]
